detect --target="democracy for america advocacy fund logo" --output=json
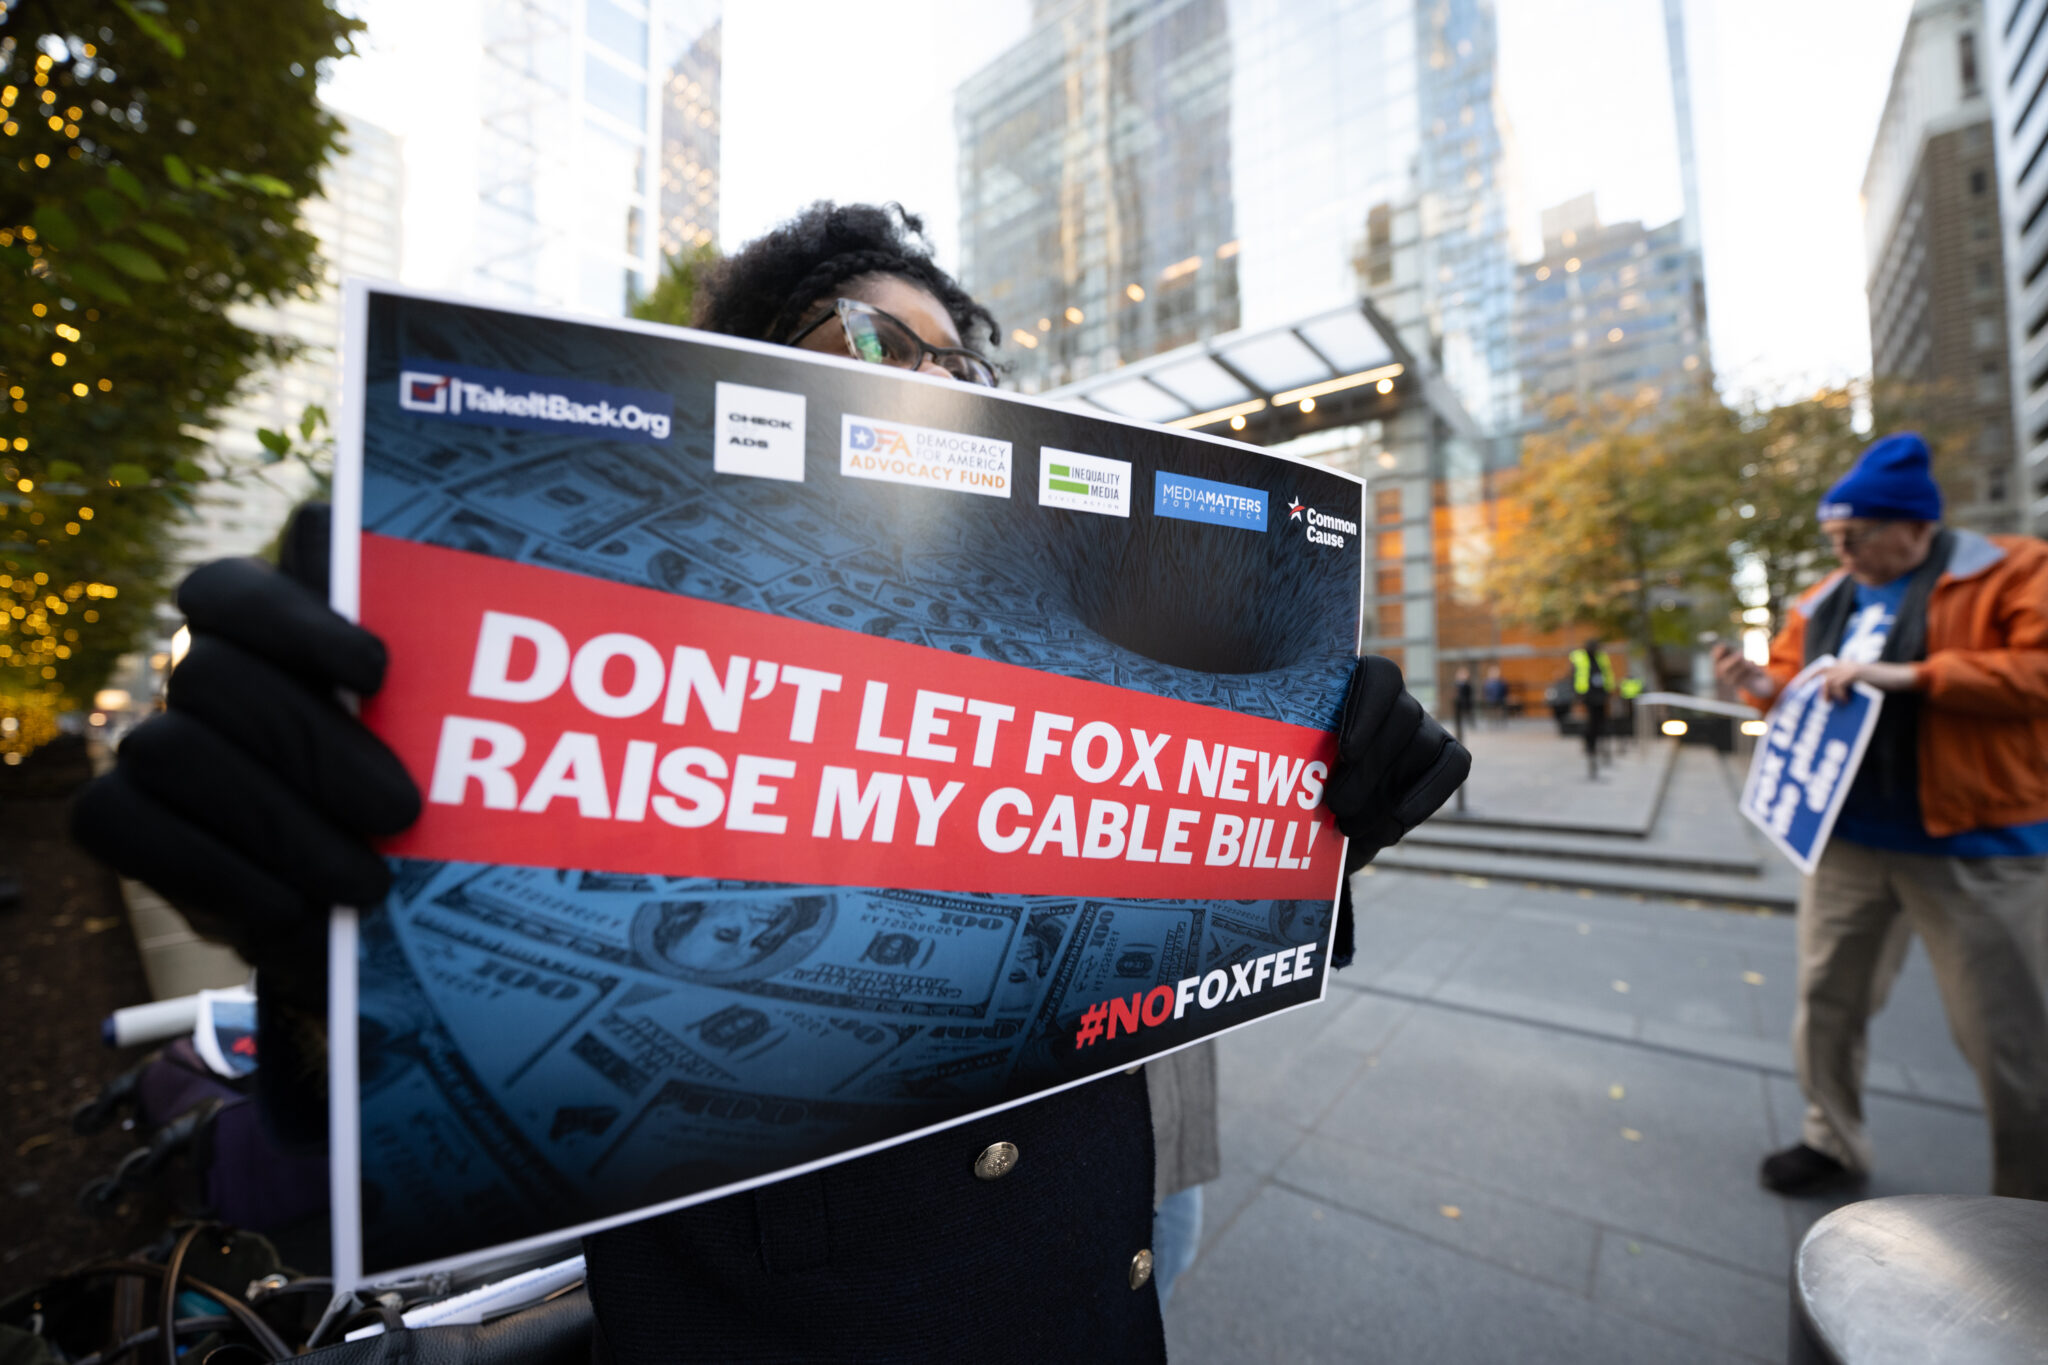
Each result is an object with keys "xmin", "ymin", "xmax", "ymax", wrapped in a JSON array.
[
  {"xmin": 397, "ymin": 360, "xmax": 673, "ymax": 442},
  {"xmin": 1286, "ymin": 497, "xmax": 1357, "ymax": 550},
  {"xmin": 840, "ymin": 413, "xmax": 1012, "ymax": 498}
]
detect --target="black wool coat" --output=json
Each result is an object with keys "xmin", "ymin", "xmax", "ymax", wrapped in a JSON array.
[{"xmin": 584, "ymin": 1070, "xmax": 1165, "ymax": 1364}]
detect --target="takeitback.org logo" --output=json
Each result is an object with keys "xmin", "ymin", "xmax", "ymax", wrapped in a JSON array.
[
  {"xmin": 840, "ymin": 413, "xmax": 1012, "ymax": 498},
  {"xmin": 1038, "ymin": 447, "xmax": 1131, "ymax": 517},
  {"xmin": 1153, "ymin": 471, "xmax": 1266, "ymax": 531},
  {"xmin": 1286, "ymin": 497, "xmax": 1357, "ymax": 550},
  {"xmin": 397, "ymin": 360, "xmax": 672, "ymax": 442}
]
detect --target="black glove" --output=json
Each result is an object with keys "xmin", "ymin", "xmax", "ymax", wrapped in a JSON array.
[
  {"xmin": 1323, "ymin": 655, "xmax": 1471, "ymax": 966},
  {"xmin": 70, "ymin": 504, "xmax": 420, "ymax": 1012}
]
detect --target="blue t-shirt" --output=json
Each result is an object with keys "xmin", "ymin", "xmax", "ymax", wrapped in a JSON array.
[{"xmin": 1830, "ymin": 576, "xmax": 2048, "ymax": 856}]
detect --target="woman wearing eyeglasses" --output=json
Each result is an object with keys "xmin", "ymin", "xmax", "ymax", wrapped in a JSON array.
[{"xmin": 74, "ymin": 201, "xmax": 1465, "ymax": 1362}]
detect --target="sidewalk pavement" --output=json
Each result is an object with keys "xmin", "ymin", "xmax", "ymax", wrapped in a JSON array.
[
  {"xmin": 1164, "ymin": 867, "xmax": 1988, "ymax": 1364},
  {"xmin": 1443, "ymin": 719, "xmax": 1676, "ymax": 835}
]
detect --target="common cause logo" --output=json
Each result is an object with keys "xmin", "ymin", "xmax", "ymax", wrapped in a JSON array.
[{"xmin": 1286, "ymin": 497, "xmax": 1356, "ymax": 550}]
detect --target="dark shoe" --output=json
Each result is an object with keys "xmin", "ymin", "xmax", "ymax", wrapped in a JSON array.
[{"xmin": 1759, "ymin": 1143, "xmax": 1862, "ymax": 1195}]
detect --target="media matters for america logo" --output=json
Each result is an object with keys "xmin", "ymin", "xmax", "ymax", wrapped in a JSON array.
[
  {"xmin": 1286, "ymin": 497, "xmax": 1357, "ymax": 550},
  {"xmin": 841, "ymin": 413, "xmax": 1012, "ymax": 498},
  {"xmin": 1153, "ymin": 471, "xmax": 1267, "ymax": 531},
  {"xmin": 397, "ymin": 360, "xmax": 672, "ymax": 442}
]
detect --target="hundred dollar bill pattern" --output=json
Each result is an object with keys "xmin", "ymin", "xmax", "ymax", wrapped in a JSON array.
[{"xmin": 358, "ymin": 859, "xmax": 1332, "ymax": 1269}]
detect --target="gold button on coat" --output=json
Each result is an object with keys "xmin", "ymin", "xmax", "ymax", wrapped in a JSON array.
[
  {"xmin": 1129, "ymin": 1248, "xmax": 1154, "ymax": 1290},
  {"xmin": 974, "ymin": 1141, "xmax": 1019, "ymax": 1180}
]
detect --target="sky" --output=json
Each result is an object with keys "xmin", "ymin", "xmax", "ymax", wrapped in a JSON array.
[{"xmin": 327, "ymin": 0, "xmax": 1923, "ymax": 402}]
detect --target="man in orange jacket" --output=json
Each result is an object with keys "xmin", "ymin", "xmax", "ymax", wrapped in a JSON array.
[{"xmin": 1714, "ymin": 432, "xmax": 2048, "ymax": 1200}]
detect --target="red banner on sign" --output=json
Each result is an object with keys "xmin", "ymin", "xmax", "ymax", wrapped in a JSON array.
[{"xmin": 361, "ymin": 534, "xmax": 1344, "ymax": 899}]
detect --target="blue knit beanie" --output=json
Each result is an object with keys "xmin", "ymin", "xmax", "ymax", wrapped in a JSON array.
[{"xmin": 1817, "ymin": 432, "xmax": 1942, "ymax": 523}]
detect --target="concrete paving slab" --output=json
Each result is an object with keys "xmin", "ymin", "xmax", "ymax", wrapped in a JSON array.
[
  {"xmin": 1433, "ymin": 724, "xmax": 1678, "ymax": 837},
  {"xmin": 1435, "ymin": 911, "xmax": 1759, "ymax": 1035},
  {"xmin": 1201, "ymin": 1101, "xmax": 1308, "ymax": 1254},
  {"xmin": 1165, "ymin": 1185, "xmax": 1749, "ymax": 1365},
  {"xmin": 1215, "ymin": 996, "xmax": 1377, "ymax": 1132},
  {"xmin": 1315, "ymin": 1007, "xmax": 1792, "ymax": 1270},
  {"xmin": 1277, "ymin": 1132, "xmax": 1603, "ymax": 1295},
  {"xmin": 1590, "ymin": 1231, "xmax": 1785, "ymax": 1364}
]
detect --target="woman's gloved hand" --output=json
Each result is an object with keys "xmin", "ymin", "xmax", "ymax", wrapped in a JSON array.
[
  {"xmin": 1323, "ymin": 655, "xmax": 1472, "ymax": 965},
  {"xmin": 70, "ymin": 504, "xmax": 420, "ymax": 1012}
]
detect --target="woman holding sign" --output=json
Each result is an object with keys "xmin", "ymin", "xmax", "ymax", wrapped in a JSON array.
[{"xmin": 74, "ymin": 202, "xmax": 1468, "ymax": 1362}]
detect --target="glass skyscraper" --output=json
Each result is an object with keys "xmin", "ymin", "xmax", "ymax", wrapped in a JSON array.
[
  {"xmin": 955, "ymin": 0, "xmax": 1518, "ymax": 435},
  {"xmin": 473, "ymin": 0, "xmax": 720, "ymax": 315}
]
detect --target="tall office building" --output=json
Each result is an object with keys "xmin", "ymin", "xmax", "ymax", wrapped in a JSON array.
[
  {"xmin": 1514, "ymin": 194, "xmax": 1710, "ymax": 421},
  {"xmin": 659, "ymin": 16, "xmax": 721, "ymax": 258},
  {"xmin": 472, "ymin": 0, "xmax": 720, "ymax": 316},
  {"xmin": 953, "ymin": 0, "xmax": 1241, "ymax": 390},
  {"xmin": 1988, "ymin": 0, "xmax": 2048, "ymax": 531},
  {"xmin": 1865, "ymin": 0, "xmax": 2019, "ymax": 533},
  {"xmin": 182, "ymin": 112, "xmax": 403, "ymax": 566},
  {"xmin": 955, "ymin": 0, "xmax": 1518, "ymax": 436}
]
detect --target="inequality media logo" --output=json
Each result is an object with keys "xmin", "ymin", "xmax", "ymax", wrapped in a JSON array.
[{"xmin": 1038, "ymin": 447, "xmax": 1132, "ymax": 517}]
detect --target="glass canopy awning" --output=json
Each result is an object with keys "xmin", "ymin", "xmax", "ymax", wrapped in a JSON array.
[{"xmin": 1041, "ymin": 300, "xmax": 1410, "ymax": 433}]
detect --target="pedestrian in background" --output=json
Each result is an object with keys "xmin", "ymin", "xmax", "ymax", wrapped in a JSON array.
[
  {"xmin": 1482, "ymin": 664, "xmax": 1510, "ymax": 727},
  {"xmin": 1453, "ymin": 666, "xmax": 1476, "ymax": 735},
  {"xmin": 1571, "ymin": 638, "xmax": 1614, "ymax": 778},
  {"xmin": 1714, "ymin": 432, "xmax": 2048, "ymax": 1200}
]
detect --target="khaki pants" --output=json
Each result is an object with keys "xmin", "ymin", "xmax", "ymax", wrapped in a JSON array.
[{"xmin": 1795, "ymin": 839, "xmax": 2048, "ymax": 1199}]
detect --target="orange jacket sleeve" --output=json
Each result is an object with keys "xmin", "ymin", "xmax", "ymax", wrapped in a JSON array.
[
  {"xmin": 1916, "ymin": 549, "xmax": 2048, "ymax": 718},
  {"xmin": 1741, "ymin": 608, "xmax": 1809, "ymax": 712}
]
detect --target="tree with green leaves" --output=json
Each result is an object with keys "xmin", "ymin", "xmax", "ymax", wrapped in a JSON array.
[
  {"xmin": 1484, "ymin": 390, "xmax": 1722, "ymax": 682},
  {"xmin": 0, "ymin": 0, "xmax": 358, "ymax": 752},
  {"xmin": 1661, "ymin": 382, "xmax": 1951, "ymax": 627},
  {"xmin": 630, "ymin": 240, "xmax": 720, "ymax": 328}
]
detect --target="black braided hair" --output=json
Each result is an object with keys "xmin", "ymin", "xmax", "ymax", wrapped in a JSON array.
[{"xmin": 693, "ymin": 201, "xmax": 1000, "ymax": 353}]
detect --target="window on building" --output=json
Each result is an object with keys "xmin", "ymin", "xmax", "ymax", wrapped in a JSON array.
[
  {"xmin": 587, "ymin": 0, "xmax": 648, "ymax": 66},
  {"xmin": 1974, "ymin": 315, "xmax": 2001, "ymax": 349},
  {"xmin": 1375, "ymin": 488, "xmax": 1403, "ymax": 524},
  {"xmin": 1973, "ymin": 212, "xmax": 1994, "ymax": 241},
  {"xmin": 1979, "ymin": 359, "xmax": 2005, "ymax": 402},
  {"xmin": 585, "ymin": 53, "xmax": 646, "ymax": 128},
  {"xmin": 1972, "ymin": 167, "xmax": 1989, "ymax": 195},
  {"xmin": 1960, "ymin": 30, "xmax": 1979, "ymax": 94},
  {"xmin": 1976, "ymin": 260, "xmax": 1997, "ymax": 294},
  {"xmin": 1989, "ymin": 466, "xmax": 2009, "ymax": 502}
]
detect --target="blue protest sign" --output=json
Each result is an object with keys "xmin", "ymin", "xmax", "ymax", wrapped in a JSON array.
[{"xmin": 1737, "ymin": 655, "xmax": 1884, "ymax": 874}]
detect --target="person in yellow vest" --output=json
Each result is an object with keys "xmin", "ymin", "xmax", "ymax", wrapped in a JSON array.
[{"xmin": 1569, "ymin": 639, "xmax": 1616, "ymax": 777}]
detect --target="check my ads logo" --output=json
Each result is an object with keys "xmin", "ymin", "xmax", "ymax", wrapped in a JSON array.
[
  {"xmin": 397, "ymin": 359, "xmax": 673, "ymax": 442},
  {"xmin": 840, "ymin": 413, "xmax": 1013, "ymax": 499},
  {"xmin": 1286, "ymin": 497, "xmax": 1357, "ymax": 550}
]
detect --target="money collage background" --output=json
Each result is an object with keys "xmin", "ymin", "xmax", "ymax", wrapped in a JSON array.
[{"xmin": 348, "ymin": 290, "xmax": 1364, "ymax": 1275}]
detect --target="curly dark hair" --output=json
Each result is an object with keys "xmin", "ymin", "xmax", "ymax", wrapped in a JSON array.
[{"xmin": 693, "ymin": 201, "xmax": 1000, "ymax": 354}]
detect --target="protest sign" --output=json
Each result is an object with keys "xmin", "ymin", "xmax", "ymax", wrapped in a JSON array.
[
  {"xmin": 329, "ymin": 282, "xmax": 1364, "ymax": 1288},
  {"xmin": 1737, "ymin": 655, "xmax": 1884, "ymax": 874}
]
